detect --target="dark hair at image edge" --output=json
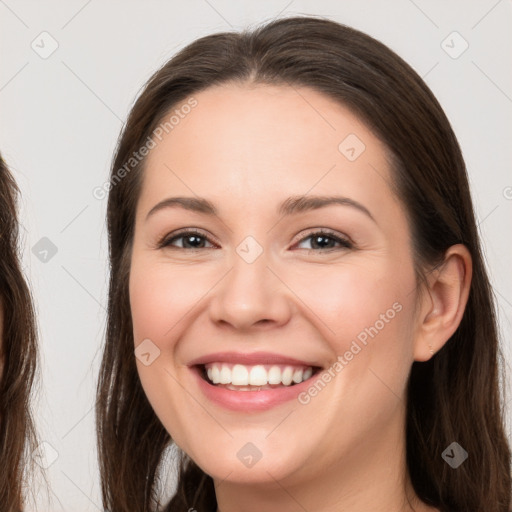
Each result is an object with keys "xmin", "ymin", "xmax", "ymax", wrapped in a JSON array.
[
  {"xmin": 96, "ymin": 15, "xmax": 512, "ymax": 512},
  {"xmin": 0, "ymin": 154, "xmax": 39, "ymax": 511}
]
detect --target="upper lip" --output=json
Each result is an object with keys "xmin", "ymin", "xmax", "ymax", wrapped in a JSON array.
[{"xmin": 188, "ymin": 351, "xmax": 322, "ymax": 368}]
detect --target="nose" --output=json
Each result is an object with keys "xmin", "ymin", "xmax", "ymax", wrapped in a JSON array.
[{"xmin": 208, "ymin": 246, "xmax": 293, "ymax": 332}]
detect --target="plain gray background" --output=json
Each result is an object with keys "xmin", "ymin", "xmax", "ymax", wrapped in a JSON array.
[{"xmin": 1, "ymin": 1, "xmax": 511, "ymax": 510}]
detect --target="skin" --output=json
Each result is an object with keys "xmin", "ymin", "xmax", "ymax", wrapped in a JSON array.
[{"xmin": 129, "ymin": 84, "xmax": 471, "ymax": 512}]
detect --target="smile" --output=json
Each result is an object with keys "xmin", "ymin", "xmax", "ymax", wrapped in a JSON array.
[
  {"xmin": 202, "ymin": 362, "xmax": 315, "ymax": 390},
  {"xmin": 188, "ymin": 352, "xmax": 324, "ymax": 411}
]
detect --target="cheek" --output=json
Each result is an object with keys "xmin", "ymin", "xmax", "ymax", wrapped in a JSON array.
[
  {"xmin": 129, "ymin": 258, "xmax": 210, "ymax": 346},
  {"xmin": 129, "ymin": 256, "xmax": 204, "ymax": 445},
  {"xmin": 291, "ymin": 256, "xmax": 419, "ymax": 410},
  {"xmin": 291, "ymin": 259, "xmax": 415, "ymax": 348},
  {"xmin": 291, "ymin": 261, "xmax": 417, "ymax": 433}
]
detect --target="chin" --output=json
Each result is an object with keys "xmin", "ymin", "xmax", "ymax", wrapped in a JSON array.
[{"xmin": 186, "ymin": 441, "xmax": 308, "ymax": 486}]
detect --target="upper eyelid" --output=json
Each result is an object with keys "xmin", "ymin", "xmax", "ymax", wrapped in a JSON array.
[
  {"xmin": 163, "ymin": 228, "xmax": 218, "ymax": 245},
  {"xmin": 291, "ymin": 228, "xmax": 353, "ymax": 246}
]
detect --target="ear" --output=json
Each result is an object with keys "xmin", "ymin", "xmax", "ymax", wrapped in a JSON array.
[{"xmin": 413, "ymin": 244, "xmax": 472, "ymax": 362}]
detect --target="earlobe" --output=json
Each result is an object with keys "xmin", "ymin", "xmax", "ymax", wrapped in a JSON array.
[{"xmin": 413, "ymin": 244, "xmax": 472, "ymax": 362}]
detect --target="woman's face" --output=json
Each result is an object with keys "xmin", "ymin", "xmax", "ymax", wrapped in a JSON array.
[{"xmin": 129, "ymin": 84, "xmax": 423, "ymax": 487}]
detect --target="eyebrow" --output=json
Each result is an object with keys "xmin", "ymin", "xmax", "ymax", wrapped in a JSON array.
[{"xmin": 146, "ymin": 195, "xmax": 375, "ymax": 222}]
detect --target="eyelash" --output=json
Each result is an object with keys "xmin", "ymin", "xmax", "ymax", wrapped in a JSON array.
[{"xmin": 157, "ymin": 228, "xmax": 354, "ymax": 253}]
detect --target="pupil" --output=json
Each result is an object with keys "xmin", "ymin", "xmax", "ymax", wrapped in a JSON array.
[
  {"xmin": 185, "ymin": 235, "xmax": 203, "ymax": 248},
  {"xmin": 313, "ymin": 235, "xmax": 332, "ymax": 249}
]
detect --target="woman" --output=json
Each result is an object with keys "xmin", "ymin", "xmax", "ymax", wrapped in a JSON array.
[
  {"xmin": 96, "ymin": 16, "xmax": 512, "ymax": 512},
  {"xmin": 0, "ymin": 153, "xmax": 39, "ymax": 511}
]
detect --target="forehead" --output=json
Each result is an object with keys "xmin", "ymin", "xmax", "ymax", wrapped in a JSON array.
[{"xmin": 140, "ymin": 83, "xmax": 398, "ymax": 217}]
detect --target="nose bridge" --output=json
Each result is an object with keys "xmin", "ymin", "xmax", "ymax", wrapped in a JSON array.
[{"xmin": 209, "ymin": 234, "xmax": 290, "ymax": 329}]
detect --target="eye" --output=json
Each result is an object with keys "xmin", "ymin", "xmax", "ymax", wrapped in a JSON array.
[
  {"xmin": 158, "ymin": 228, "xmax": 353, "ymax": 252},
  {"xmin": 293, "ymin": 229, "xmax": 353, "ymax": 252},
  {"xmin": 158, "ymin": 229, "xmax": 216, "ymax": 250}
]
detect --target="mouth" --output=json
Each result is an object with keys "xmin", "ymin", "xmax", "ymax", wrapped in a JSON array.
[
  {"xmin": 188, "ymin": 351, "xmax": 326, "ymax": 411},
  {"xmin": 196, "ymin": 362, "xmax": 322, "ymax": 391}
]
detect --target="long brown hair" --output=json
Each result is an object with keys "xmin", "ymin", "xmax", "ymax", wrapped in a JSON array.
[
  {"xmin": 0, "ymin": 153, "xmax": 39, "ymax": 511},
  {"xmin": 96, "ymin": 15, "xmax": 512, "ymax": 512}
]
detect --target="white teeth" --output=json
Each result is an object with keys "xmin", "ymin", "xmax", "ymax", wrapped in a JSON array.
[
  {"xmin": 211, "ymin": 365, "xmax": 220, "ymax": 384},
  {"xmin": 249, "ymin": 365, "xmax": 268, "ymax": 386},
  {"xmin": 292, "ymin": 368, "xmax": 303, "ymax": 383},
  {"xmin": 203, "ymin": 362, "xmax": 316, "ymax": 387},
  {"xmin": 231, "ymin": 364, "xmax": 249, "ymax": 386},
  {"xmin": 281, "ymin": 366, "xmax": 293, "ymax": 386},
  {"xmin": 268, "ymin": 366, "xmax": 281, "ymax": 385},
  {"xmin": 219, "ymin": 364, "xmax": 231, "ymax": 384}
]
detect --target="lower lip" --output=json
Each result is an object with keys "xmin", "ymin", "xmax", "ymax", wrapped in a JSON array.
[{"xmin": 190, "ymin": 366, "xmax": 319, "ymax": 412}]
